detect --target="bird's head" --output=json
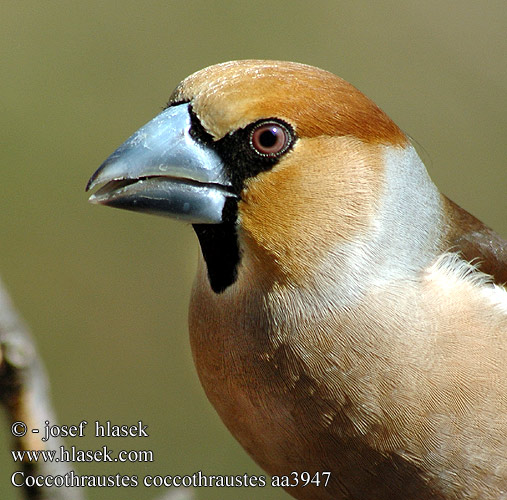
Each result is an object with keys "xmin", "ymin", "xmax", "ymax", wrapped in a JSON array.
[{"xmin": 87, "ymin": 60, "xmax": 430, "ymax": 295}]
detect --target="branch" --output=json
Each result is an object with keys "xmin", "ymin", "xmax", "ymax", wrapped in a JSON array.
[{"xmin": 0, "ymin": 281, "xmax": 84, "ymax": 500}]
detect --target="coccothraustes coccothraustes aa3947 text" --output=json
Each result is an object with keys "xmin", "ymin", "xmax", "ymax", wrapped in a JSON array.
[{"xmin": 87, "ymin": 60, "xmax": 507, "ymax": 500}]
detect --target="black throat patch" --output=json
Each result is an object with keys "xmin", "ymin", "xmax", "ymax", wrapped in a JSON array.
[{"xmin": 192, "ymin": 198, "xmax": 240, "ymax": 294}]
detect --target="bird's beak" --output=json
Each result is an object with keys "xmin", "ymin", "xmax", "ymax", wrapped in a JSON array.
[{"xmin": 86, "ymin": 103, "xmax": 234, "ymax": 224}]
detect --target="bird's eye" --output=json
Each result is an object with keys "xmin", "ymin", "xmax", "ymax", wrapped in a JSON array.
[{"xmin": 250, "ymin": 121, "xmax": 291, "ymax": 157}]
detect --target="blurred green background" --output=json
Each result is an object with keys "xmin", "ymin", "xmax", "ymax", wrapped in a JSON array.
[{"xmin": 1, "ymin": 1, "xmax": 505, "ymax": 499}]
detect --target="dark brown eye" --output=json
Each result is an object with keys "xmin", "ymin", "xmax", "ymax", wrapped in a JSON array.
[{"xmin": 250, "ymin": 121, "xmax": 291, "ymax": 156}]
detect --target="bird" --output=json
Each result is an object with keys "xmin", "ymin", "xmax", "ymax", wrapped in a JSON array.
[{"xmin": 86, "ymin": 60, "xmax": 507, "ymax": 500}]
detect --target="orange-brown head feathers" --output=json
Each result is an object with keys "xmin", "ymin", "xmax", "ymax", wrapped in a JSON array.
[
  {"xmin": 167, "ymin": 61, "xmax": 436, "ymax": 286},
  {"xmin": 170, "ymin": 60, "xmax": 408, "ymax": 146}
]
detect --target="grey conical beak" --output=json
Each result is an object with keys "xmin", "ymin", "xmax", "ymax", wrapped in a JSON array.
[{"xmin": 86, "ymin": 103, "xmax": 235, "ymax": 224}]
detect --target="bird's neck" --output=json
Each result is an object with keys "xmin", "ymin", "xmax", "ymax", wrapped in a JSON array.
[
  {"xmin": 311, "ymin": 144, "xmax": 444, "ymax": 309},
  {"xmin": 239, "ymin": 144, "xmax": 445, "ymax": 311}
]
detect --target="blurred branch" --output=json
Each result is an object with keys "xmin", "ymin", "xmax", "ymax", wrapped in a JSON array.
[
  {"xmin": 156, "ymin": 489, "xmax": 195, "ymax": 500},
  {"xmin": 0, "ymin": 281, "xmax": 195, "ymax": 500},
  {"xmin": 0, "ymin": 281, "xmax": 83, "ymax": 500}
]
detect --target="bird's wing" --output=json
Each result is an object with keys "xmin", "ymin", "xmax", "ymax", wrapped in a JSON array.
[{"xmin": 441, "ymin": 196, "xmax": 507, "ymax": 285}]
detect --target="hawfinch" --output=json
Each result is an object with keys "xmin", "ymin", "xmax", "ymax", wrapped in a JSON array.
[{"xmin": 86, "ymin": 60, "xmax": 507, "ymax": 500}]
